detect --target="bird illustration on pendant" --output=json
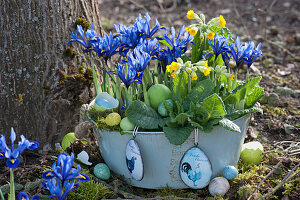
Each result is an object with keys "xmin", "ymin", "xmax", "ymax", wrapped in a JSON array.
[{"xmin": 181, "ymin": 162, "xmax": 202, "ymax": 186}]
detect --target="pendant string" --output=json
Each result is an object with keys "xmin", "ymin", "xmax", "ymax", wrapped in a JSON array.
[
  {"xmin": 194, "ymin": 128, "xmax": 199, "ymax": 146},
  {"xmin": 133, "ymin": 126, "xmax": 139, "ymax": 139}
]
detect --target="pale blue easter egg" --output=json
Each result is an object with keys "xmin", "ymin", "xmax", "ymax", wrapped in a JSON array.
[
  {"xmin": 94, "ymin": 163, "xmax": 110, "ymax": 180},
  {"xmin": 222, "ymin": 165, "xmax": 238, "ymax": 180}
]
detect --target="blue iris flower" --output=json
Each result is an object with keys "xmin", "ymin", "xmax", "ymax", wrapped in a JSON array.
[
  {"xmin": 134, "ymin": 13, "xmax": 167, "ymax": 39},
  {"xmin": 127, "ymin": 46, "xmax": 151, "ymax": 72},
  {"xmin": 158, "ymin": 25, "xmax": 194, "ymax": 68},
  {"xmin": 227, "ymin": 37, "xmax": 252, "ymax": 68},
  {"xmin": 67, "ymin": 23, "xmax": 98, "ymax": 52},
  {"xmin": 114, "ymin": 24, "xmax": 140, "ymax": 55},
  {"xmin": 243, "ymin": 42, "xmax": 264, "ymax": 68},
  {"xmin": 108, "ymin": 63, "xmax": 143, "ymax": 89},
  {"xmin": 109, "ymin": 47, "xmax": 150, "ymax": 88},
  {"xmin": 0, "ymin": 127, "xmax": 39, "ymax": 169},
  {"xmin": 41, "ymin": 178, "xmax": 80, "ymax": 200},
  {"xmin": 41, "ymin": 153, "xmax": 89, "ymax": 200},
  {"xmin": 137, "ymin": 38, "xmax": 160, "ymax": 60},
  {"xmin": 92, "ymin": 32, "xmax": 120, "ymax": 62},
  {"xmin": 18, "ymin": 192, "xmax": 40, "ymax": 200},
  {"xmin": 203, "ymin": 33, "xmax": 229, "ymax": 60},
  {"xmin": 42, "ymin": 152, "xmax": 89, "ymax": 182}
]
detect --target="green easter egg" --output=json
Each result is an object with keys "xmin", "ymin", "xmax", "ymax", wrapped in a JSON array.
[
  {"xmin": 120, "ymin": 117, "xmax": 135, "ymax": 131},
  {"xmin": 240, "ymin": 141, "xmax": 264, "ymax": 164},
  {"xmin": 61, "ymin": 132, "xmax": 77, "ymax": 150},
  {"xmin": 158, "ymin": 99, "xmax": 173, "ymax": 117},
  {"xmin": 93, "ymin": 163, "xmax": 110, "ymax": 180},
  {"xmin": 148, "ymin": 84, "xmax": 171, "ymax": 110}
]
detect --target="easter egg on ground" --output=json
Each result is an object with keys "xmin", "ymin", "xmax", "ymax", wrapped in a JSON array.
[
  {"xmin": 240, "ymin": 141, "xmax": 264, "ymax": 164},
  {"xmin": 148, "ymin": 84, "xmax": 171, "ymax": 110},
  {"xmin": 94, "ymin": 163, "xmax": 110, "ymax": 180},
  {"xmin": 120, "ymin": 117, "xmax": 135, "ymax": 131},
  {"xmin": 208, "ymin": 177, "xmax": 230, "ymax": 196},
  {"xmin": 105, "ymin": 112, "xmax": 121, "ymax": 126},
  {"xmin": 179, "ymin": 147, "xmax": 212, "ymax": 189},
  {"xmin": 61, "ymin": 132, "xmax": 77, "ymax": 150},
  {"xmin": 126, "ymin": 139, "xmax": 144, "ymax": 181},
  {"xmin": 77, "ymin": 150, "xmax": 92, "ymax": 166},
  {"xmin": 222, "ymin": 165, "xmax": 238, "ymax": 180},
  {"xmin": 158, "ymin": 99, "xmax": 173, "ymax": 117}
]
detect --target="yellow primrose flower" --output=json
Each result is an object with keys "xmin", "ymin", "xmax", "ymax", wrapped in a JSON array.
[
  {"xmin": 171, "ymin": 62, "xmax": 179, "ymax": 71},
  {"xmin": 204, "ymin": 67, "xmax": 211, "ymax": 76},
  {"xmin": 185, "ymin": 27, "xmax": 191, "ymax": 33},
  {"xmin": 230, "ymin": 73, "xmax": 235, "ymax": 80},
  {"xmin": 171, "ymin": 73, "xmax": 177, "ymax": 79},
  {"xmin": 187, "ymin": 68, "xmax": 192, "ymax": 73},
  {"xmin": 187, "ymin": 10, "xmax": 195, "ymax": 19},
  {"xmin": 189, "ymin": 28, "xmax": 197, "ymax": 36},
  {"xmin": 207, "ymin": 32, "xmax": 215, "ymax": 40},
  {"xmin": 204, "ymin": 60, "xmax": 208, "ymax": 67},
  {"xmin": 166, "ymin": 65, "xmax": 173, "ymax": 73},
  {"xmin": 192, "ymin": 75, "xmax": 198, "ymax": 80},
  {"xmin": 219, "ymin": 15, "xmax": 226, "ymax": 28}
]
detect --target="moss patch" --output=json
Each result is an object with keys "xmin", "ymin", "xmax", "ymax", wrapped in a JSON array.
[
  {"xmin": 261, "ymin": 105, "xmax": 288, "ymax": 118},
  {"xmin": 74, "ymin": 18, "xmax": 91, "ymax": 30}
]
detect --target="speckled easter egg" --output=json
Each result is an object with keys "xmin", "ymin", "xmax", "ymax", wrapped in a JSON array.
[
  {"xmin": 93, "ymin": 163, "xmax": 110, "ymax": 180},
  {"xmin": 222, "ymin": 165, "xmax": 238, "ymax": 180}
]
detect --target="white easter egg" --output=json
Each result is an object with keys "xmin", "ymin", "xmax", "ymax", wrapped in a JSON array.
[
  {"xmin": 125, "ymin": 139, "xmax": 144, "ymax": 181},
  {"xmin": 77, "ymin": 150, "xmax": 92, "ymax": 166},
  {"xmin": 179, "ymin": 147, "xmax": 212, "ymax": 189},
  {"xmin": 209, "ymin": 177, "xmax": 230, "ymax": 196}
]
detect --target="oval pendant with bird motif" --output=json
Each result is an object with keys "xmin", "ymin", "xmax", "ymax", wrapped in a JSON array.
[
  {"xmin": 125, "ymin": 139, "xmax": 144, "ymax": 181},
  {"xmin": 179, "ymin": 146, "xmax": 212, "ymax": 189}
]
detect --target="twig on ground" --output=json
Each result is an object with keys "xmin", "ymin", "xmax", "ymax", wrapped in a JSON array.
[
  {"xmin": 93, "ymin": 176, "xmax": 143, "ymax": 199},
  {"xmin": 127, "ymin": 0, "xmax": 149, "ymax": 13},
  {"xmin": 262, "ymin": 162, "xmax": 300, "ymax": 199},
  {"xmin": 263, "ymin": 39, "xmax": 298, "ymax": 60},
  {"xmin": 156, "ymin": 0, "xmax": 173, "ymax": 26},
  {"xmin": 247, "ymin": 154, "xmax": 289, "ymax": 200},
  {"xmin": 232, "ymin": 0, "xmax": 250, "ymax": 37}
]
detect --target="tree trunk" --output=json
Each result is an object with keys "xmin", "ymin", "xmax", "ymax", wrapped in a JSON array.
[{"xmin": 0, "ymin": 0, "xmax": 103, "ymax": 147}]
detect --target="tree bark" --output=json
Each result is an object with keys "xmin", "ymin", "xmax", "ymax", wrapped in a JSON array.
[{"xmin": 0, "ymin": 0, "xmax": 103, "ymax": 147}]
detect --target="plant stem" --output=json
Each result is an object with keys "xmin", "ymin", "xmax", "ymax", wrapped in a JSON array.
[
  {"xmin": 188, "ymin": 73, "xmax": 191, "ymax": 93},
  {"xmin": 9, "ymin": 168, "xmax": 15, "ymax": 200},
  {"xmin": 246, "ymin": 68, "xmax": 250, "ymax": 82},
  {"xmin": 90, "ymin": 55, "xmax": 102, "ymax": 95},
  {"xmin": 0, "ymin": 188, "xmax": 4, "ymax": 200}
]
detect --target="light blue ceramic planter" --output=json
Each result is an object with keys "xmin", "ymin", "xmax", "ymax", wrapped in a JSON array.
[{"xmin": 96, "ymin": 115, "xmax": 250, "ymax": 189}]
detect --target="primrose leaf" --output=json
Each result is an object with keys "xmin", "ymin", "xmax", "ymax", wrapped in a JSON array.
[
  {"xmin": 245, "ymin": 86, "xmax": 264, "ymax": 108},
  {"xmin": 163, "ymin": 126, "xmax": 193, "ymax": 145},
  {"xmin": 219, "ymin": 118, "xmax": 241, "ymax": 133},
  {"xmin": 126, "ymin": 100, "xmax": 162, "ymax": 129},
  {"xmin": 173, "ymin": 71, "xmax": 188, "ymax": 100},
  {"xmin": 183, "ymin": 79, "xmax": 214, "ymax": 111},
  {"xmin": 223, "ymin": 76, "xmax": 262, "ymax": 105},
  {"xmin": 175, "ymin": 113, "xmax": 192, "ymax": 126},
  {"xmin": 202, "ymin": 118, "xmax": 222, "ymax": 133},
  {"xmin": 198, "ymin": 94, "xmax": 226, "ymax": 121},
  {"xmin": 225, "ymin": 107, "xmax": 263, "ymax": 120},
  {"xmin": 192, "ymin": 31, "xmax": 202, "ymax": 63}
]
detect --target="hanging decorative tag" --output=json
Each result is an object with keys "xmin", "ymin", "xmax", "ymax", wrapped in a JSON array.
[
  {"xmin": 125, "ymin": 126, "xmax": 144, "ymax": 181},
  {"xmin": 179, "ymin": 128, "xmax": 212, "ymax": 189}
]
